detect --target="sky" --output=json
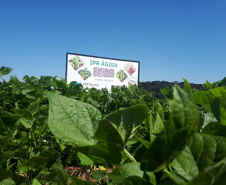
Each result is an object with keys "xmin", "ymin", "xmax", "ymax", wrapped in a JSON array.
[{"xmin": 0, "ymin": 0, "xmax": 226, "ymax": 84}]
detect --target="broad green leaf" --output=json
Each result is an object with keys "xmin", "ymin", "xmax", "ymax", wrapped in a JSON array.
[
  {"xmin": 48, "ymin": 93, "xmax": 101, "ymax": 146},
  {"xmin": 155, "ymin": 101, "xmax": 164, "ymax": 120},
  {"xmin": 148, "ymin": 172, "xmax": 157, "ymax": 185},
  {"xmin": 19, "ymin": 118, "xmax": 33, "ymax": 129},
  {"xmin": 1, "ymin": 112, "xmax": 22, "ymax": 128},
  {"xmin": 161, "ymin": 86, "xmax": 173, "ymax": 100},
  {"xmin": 189, "ymin": 133, "xmax": 226, "ymax": 171},
  {"xmin": 0, "ymin": 66, "xmax": 12, "ymax": 78},
  {"xmin": 200, "ymin": 113, "xmax": 218, "ymax": 132},
  {"xmin": 183, "ymin": 78, "xmax": 192, "ymax": 100},
  {"xmin": 150, "ymin": 113, "xmax": 164, "ymax": 143},
  {"xmin": 219, "ymin": 96, "xmax": 226, "ymax": 125},
  {"xmin": 211, "ymin": 96, "xmax": 226, "ymax": 126},
  {"xmin": 13, "ymin": 109, "xmax": 33, "ymax": 119},
  {"xmin": 202, "ymin": 121, "xmax": 226, "ymax": 137},
  {"xmin": 0, "ymin": 178, "xmax": 15, "ymax": 185},
  {"xmin": 77, "ymin": 152, "xmax": 94, "ymax": 165},
  {"xmin": 188, "ymin": 133, "xmax": 204, "ymax": 163},
  {"xmin": 94, "ymin": 104, "xmax": 149, "ymax": 148},
  {"xmin": 56, "ymin": 168, "xmax": 70, "ymax": 185},
  {"xmin": 186, "ymin": 158, "xmax": 226, "ymax": 185},
  {"xmin": 77, "ymin": 143, "xmax": 122, "ymax": 165},
  {"xmin": 93, "ymin": 119, "xmax": 123, "ymax": 147},
  {"xmin": 170, "ymin": 146, "xmax": 199, "ymax": 181},
  {"xmin": 32, "ymin": 179, "xmax": 41, "ymax": 185},
  {"xmin": 136, "ymin": 137, "xmax": 151, "ymax": 149},
  {"xmin": 169, "ymin": 133, "xmax": 226, "ymax": 184},
  {"xmin": 194, "ymin": 86, "xmax": 226, "ymax": 108},
  {"xmin": 141, "ymin": 85, "xmax": 199, "ymax": 172},
  {"xmin": 28, "ymin": 98, "xmax": 40, "ymax": 116},
  {"xmin": 40, "ymin": 148, "xmax": 60, "ymax": 169},
  {"xmin": 167, "ymin": 172, "xmax": 186, "ymax": 185},
  {"xmin": 204, "ymin": 80, "xmax": 213, "ymax": 89},
  {"xmin": 108, "ymin": 162, "xmax": 147, "ymax": 184}
]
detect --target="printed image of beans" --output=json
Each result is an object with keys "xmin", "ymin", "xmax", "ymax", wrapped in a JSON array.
[{"xmin": 93, "ymin": 67, "xmax": 114, "ymax": 78}]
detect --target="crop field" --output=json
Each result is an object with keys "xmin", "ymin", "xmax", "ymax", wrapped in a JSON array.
[{"xmin": 0, "ymin": 66, "xmax": 226, "ymax": 185}]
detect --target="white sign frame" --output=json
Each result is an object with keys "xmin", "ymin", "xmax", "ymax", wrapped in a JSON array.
[{"xmin": 66, "ymin": 53, "xmax": 140, "ymax": 90}]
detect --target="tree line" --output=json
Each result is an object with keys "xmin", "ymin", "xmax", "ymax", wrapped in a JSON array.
[{"xmin": 139, "ymin": 80, "xmax": 203, "ymax": 99}]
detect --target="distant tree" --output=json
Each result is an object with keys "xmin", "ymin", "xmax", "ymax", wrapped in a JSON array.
[{"xmin": 139, "ymin": 80, "xmax": 203, "ymax": 99}]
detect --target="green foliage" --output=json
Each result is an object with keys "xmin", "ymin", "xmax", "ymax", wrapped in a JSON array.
[
  {"xmin": 1, "ymin": 66, "xmax": 226, "ymax": 184},
  {"xmin": 141, "ymin": 85, "xmax": 199, "ymax": 172},
  {"xmin": 108, "ymin": 162, "xmax": 154, "ymax": 184},
  {"xmin": 0, "ymin": 66, "xmax": 13, "ymax": 78},
  {"xmin": 48, "ymin": 92, "xmax": 102, "ymax": 146},
  {"xmin": 94, "ymin": 104, "xmax": 149, "ymax": 148}
]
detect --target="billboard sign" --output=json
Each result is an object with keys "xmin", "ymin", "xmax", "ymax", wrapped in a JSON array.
[{"xmin": 66, "ymin": 53, "xmax": 140, "ymax": 90}]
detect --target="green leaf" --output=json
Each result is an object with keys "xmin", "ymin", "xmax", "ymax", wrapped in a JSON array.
[
  {"xmin": 0, "ymin": 139, "xmax": 17, "ymax": 150},
  {"xmin": 211, "ymin": 96, "xmax": 226, "ymax": 126},
  {"xmin": 56, "ymin": 168, "xmax": 70, "ymax": 185},
  {"xmin": 194, "ymin": 86, "xmax": 226, "ymax": 108},
  {"xmin": 183, "ymin": 78, "xmax": 192, "ymax": 100},
  {"xmin": 148, "ymin": 172, "xmax": 157, "ymax": 185},
  {"xmin": 1, "ymin": 112, "xmax": 22, "ymax": 128},
  {"xmin": 77, "ymin": 143, "xmax": 122, "ymax": 165},
  {"xmin": 0, "ymin": 151, "xmax": 15, "ymax": 167},
  {"xmin": 77, "ymin": 152, "xmax": 94, "ymax": 165},
  {"xmin": 189, "ymin": 133, "xmax": 226, "ymax": 171},
  {"xmin": 155, "ymin": 101, "xmax": 164, "ymax": 120},
  {"xmin": 108, "ymin": 162, "xmax": 146, "ymax": 184},
  {"xmin": 40, "ymin": 148, "xmax": 60, "ymax": 169},
  {"xmin": 48, "ymin": 93, "xmax": 102, "ymax": 146},
  {"xmin": 161, "ymin": 86, "xmax": 173, "ymax": 100},
  {"xmin": 186, "ymin": 158, "xmax": 226, "ymax": 185},
  {"xmin": 32, "ymin": 179, "xmax": 41, "ymax": 185},
  {"xmin": 0, "ymin": 167, "xmax": 11, "ymax": 182},
  {"xmin": 18, "ymin": 156, "xmax": 47, "ymax": 170},
  {"xmin": 220, "ymin": 77, "xmax": 226, "ymax": 87},
  {"xmin": 141, "ymin": 85, "xmax": 199, "ymax": 172},
  {"xmin": 0, "ymin": 178, "xmax": 15, "ymax": 185},
  {"xmin": 170, "ymin": 146, "xmax": 199, "ymax": 181},
  {"xmin": 136, "ymin": 137, "xmax": 151, "ymax": 149},
  {"xmin": 168, "ymin": 132, "xmax": 226, "ymax": 184},
  {"xmin": 28, "ymin": 98, "xmax": 40, "ymax": 116},
  {"xmin": 19, "ymin": 118, "xmax": 33, "ymax": 129},
  {"xmin": 0, "ymin": 66, "xmax": 13, "ymax": 78},
  {"xmin": 150, "ymin": 113, "xmax": 164, "ymax": 143},
  {"xmin": 167, "ymin": 172, "xmax": 186, "ymax": 185},
  {"xmin": 93, "ymin": 104, "xmax": 149, "ymax": 148},
  {"xmin": 202, "ymin": 121, "xmax": 226, "ymax": 137},
  {"xmin": 204, "ymin": 80, "xmax": 213, "ymax": 89}
]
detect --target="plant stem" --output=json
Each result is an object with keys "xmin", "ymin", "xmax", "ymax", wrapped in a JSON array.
[
  {"xmin": 163, "ymin": 169, "xmax": 170, "ymax": 174},
  {"xmin": 123, "ymin": 148, "xmax": 137, "ymax": 162},
  {"xmin": 169, "ymin": 165, "xmax": 173, "ymax": 172}
]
